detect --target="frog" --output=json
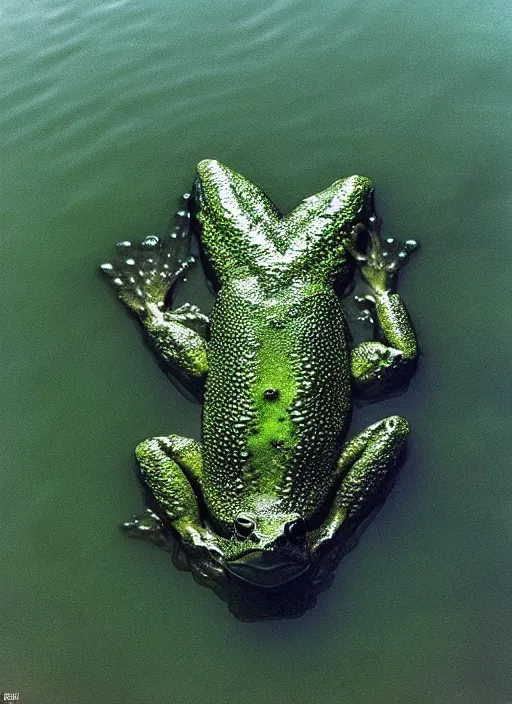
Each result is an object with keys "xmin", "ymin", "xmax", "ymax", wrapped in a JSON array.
[{"xmin": 100, "ymin": 159, "xmax": 418, "ymax": 620}]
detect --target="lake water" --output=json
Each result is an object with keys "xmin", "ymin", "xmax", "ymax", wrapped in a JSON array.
[{"xmin": 1, "ymin": 0, "xmax": 512, "ymax": 702}]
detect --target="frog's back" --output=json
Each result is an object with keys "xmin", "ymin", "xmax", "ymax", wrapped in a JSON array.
[{"xmin": 194, "ymin": 160, "xmax": 372, "ymax": 528}]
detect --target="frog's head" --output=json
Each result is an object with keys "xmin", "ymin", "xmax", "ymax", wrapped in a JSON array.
[{"xmin": 223, "ymin": 500, "xmax": 311, "ymax": 590}]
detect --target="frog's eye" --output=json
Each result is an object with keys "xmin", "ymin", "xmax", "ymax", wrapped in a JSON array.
[
  {"xmin": 234, "ymin": 513, "xmax": 256, "ymax": 538},
  {"xmin": 285, "ymin": 518, "xmax": 307, "ymax": 543}
]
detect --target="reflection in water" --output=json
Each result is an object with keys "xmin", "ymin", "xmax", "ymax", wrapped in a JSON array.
[{"xmin": 125, "ymin": 496, "xmax": 396, "ymax": 622}]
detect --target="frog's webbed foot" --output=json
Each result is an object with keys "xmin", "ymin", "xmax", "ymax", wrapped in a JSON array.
[
  {"xmin": 122, "ymin": 508, "xmax": 224, "ymax": 579},
  {"xmin": 344, "ymin": 213, "xmax": 419, "ymax": 399},
  {"xmin": 344, "ymin": 215, "xmax": 418, "ymax": 294},
  {"xmin": 169, "ymin": 302, "xmax": 209, "ymax": 338},
  {"xmin": 122, "ymin": 508, "xmax": 170, "ymax": 549},
  {"xmin": 100, "ymin": 195, "xmax": 195, "ymax": 312},
  {"xmin": 100, "ymin": 195, "xmax": 208, "ymax": 392}
]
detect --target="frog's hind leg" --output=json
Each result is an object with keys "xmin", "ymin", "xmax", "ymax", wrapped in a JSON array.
[
  {"xmin": 127, "ymin": 434, "xmax": 224, "ymax": 571},
  {"xmin": 100, "ymin": 195, "xmax": 208, "ymax": 395},
  {"xmin": 309, "ymin": 415, "xmax": 410, "ymax": 555}
]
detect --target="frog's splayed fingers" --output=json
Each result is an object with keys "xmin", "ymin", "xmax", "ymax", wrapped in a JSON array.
[
  {"xmin": 100, "ymin": 196, "xmax": 209, "ymax": 390},
  {"xmin": 194, "ymin": 159, "xmax": 374, "ymax": 286},
  {"xmin": 101, "ymin": 160, "xmax": 419, "ymax": 620},
  {"xmin": 100, "ymin": 196, "xmax": 195, "ymax": 316}
]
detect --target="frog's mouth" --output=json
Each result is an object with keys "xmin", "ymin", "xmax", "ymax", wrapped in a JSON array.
[{"xmin": 225, "ymin": 551, "xmax": 310, "ymax": 590}]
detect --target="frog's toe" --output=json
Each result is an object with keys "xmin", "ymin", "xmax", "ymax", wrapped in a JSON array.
[
  {"xmin": 381, "ymin": 236, "xmax": 419, "ymax": 269},
  {"xmin": 365, "ymin": 238, "xmax": 417, "ymax": 291},
  {"xmin": 355, "ymin": 217, "xmax": 419, "ymax": 292},
  {"xmin": 348, "ymin": 212, "xmax": 419, "ymax": 272},
  {"xmin": 100, "ymin": 195, "xmax": 196, "ymax": 315},
  {"xmin": 354, "ymin": 294, "xmax": 376, "ymax": 325},
  {"xmin": 188, "ymin": 554, "xmax": 226, "ymax": 588},
  {"xmin": 122, "ymin": 509, "xmax": 169, "ymax": 548}
]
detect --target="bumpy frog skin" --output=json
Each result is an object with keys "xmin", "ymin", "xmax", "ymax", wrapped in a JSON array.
[{"xmin": 101, "ymin": 160, "xmax": 418, "ymax": 620}]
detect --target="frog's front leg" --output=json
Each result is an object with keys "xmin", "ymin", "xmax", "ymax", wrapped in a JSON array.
[
  {"xmin": 345, "ymin": 213, "xmax": 418, "ymax": 399},
  {"xmin": 100, "ymin": 197, "xmax": 208, "ymax": 396},
  {"xmin": 127, "ymin": 434, "xmax": 224, "ymax": 569},
  {"xmin": 309, "ymin": 415, "xmax": 409, "ymax": 555}
]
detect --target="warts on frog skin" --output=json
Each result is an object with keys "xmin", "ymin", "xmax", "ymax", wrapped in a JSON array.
[{"xmin": 101, "ymin": 159, "xmax": 419, "ymax": 620}]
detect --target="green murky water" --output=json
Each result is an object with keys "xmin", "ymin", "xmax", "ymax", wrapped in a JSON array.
[{"xmin": 2, "ymin": 0, "xmax": 512, "ymax": 701}]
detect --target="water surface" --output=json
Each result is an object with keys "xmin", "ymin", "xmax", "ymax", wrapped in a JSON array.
[{"xmin": 1, "ymin": 0, "xmax": 512, "ymax": 702}]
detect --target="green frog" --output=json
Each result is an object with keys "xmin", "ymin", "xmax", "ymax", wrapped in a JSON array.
[{"xmin": 101, "ymin": 159, "xmax": 418, "ymax": 620}]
